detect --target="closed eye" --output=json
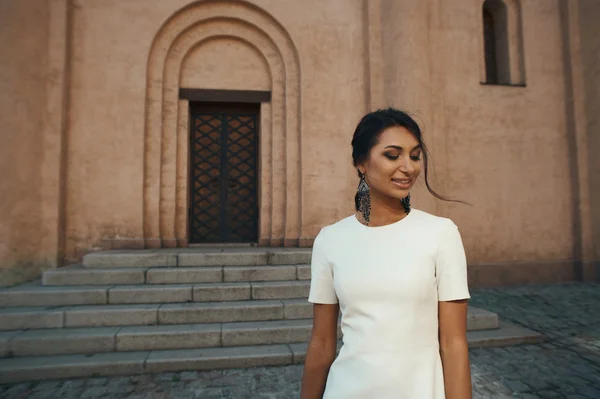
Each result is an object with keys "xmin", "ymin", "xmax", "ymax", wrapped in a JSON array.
[{"xmin": 385, "ymin": 154, "xmax": 421, "ymax": 161}]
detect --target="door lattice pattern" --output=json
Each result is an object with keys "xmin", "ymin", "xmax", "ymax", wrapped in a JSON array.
[
  {"xmin": 189, "ymin": 107, "xmax": 258, "ymax": 243},
  {"xmin": 225, "ymin": 115, "xmax": 258, "ymax": 242}
]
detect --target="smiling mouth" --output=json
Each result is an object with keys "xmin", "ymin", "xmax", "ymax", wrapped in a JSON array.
[{"xmin": 391, "ymin": 178, "xmax": 412, "ymax": 188}]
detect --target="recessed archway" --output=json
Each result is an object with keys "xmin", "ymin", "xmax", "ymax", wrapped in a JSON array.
[{"xmin": 142, "ymin": 0, "xmax": 301, "ymax": 247}]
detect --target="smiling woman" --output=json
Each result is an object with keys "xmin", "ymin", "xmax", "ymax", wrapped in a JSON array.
[
  {"xmin": 301, "ymin": 108, "xmax": 473, "ymax": 399},
  {"xmin": 352, "ymin": 108, "xmax": 461, "ymax": 226}
]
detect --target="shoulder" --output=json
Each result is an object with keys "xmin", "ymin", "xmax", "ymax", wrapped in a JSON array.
[
  {"xmin": 324, "ymin": 214, "xmax": 357, "ymax": 231},
  {"xmin": 408, "ymin": 209, "xmax": 457, "ymax": 232},
  {"xmin": 311, "ymin": 216, "xmax": 356, "ymax": 260},
  {"xmin": 316, "ymin": 215, "xmax": 356, "ymax": 240}
]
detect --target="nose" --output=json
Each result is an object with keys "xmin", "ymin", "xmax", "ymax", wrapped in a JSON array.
[{"xmin": 398, "ymin": 155, "xmax": 415, "ymax": 174}]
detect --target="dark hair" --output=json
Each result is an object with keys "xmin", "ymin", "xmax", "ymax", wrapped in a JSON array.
[{"xmin": 351, "ymin": 107, "xmax": 464, "ymax": 210}]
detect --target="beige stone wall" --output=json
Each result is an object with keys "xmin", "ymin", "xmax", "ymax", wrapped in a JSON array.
[
  {"xmin": 63, "ymin": 0, "xmax": 157, "ymax": 260},
  {"xmin": 578, "ymin": 0, "xmax": 600, "ymax": 269},
  {"xmin": 180, "ymin": 39, "xmax": 271, "ymax": 91},
  {"xmin": 62, "ymin": 0, "xmax": 365, "ymax": 260},
  {"xmin": 0, "ymin": 0, "xmax": 597, "ymax": 285},
  {"xmin": 0, "ymin": 0, "xmax": 54, "ymax": 286},
  {"xmin": 381, "ymin": 0, "xmax": 581, "ymax": 265}
]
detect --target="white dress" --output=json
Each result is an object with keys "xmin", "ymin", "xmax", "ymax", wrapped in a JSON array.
[{"xmin": 308, "ymin": 209, "xmax": 471, "ymax": 399}]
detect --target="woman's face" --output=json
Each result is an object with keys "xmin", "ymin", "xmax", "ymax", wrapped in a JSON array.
[{"xmin": 358, "ymin": 126, "xmax": 422, "ymax": 201}]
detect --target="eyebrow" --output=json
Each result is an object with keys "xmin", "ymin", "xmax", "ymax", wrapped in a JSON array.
[{"xmin": 384, "ymin": 144, "xmax": 422, "ymax": 151}]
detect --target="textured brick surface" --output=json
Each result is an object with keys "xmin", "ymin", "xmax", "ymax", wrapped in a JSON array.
[{"xmin": 1, "ymin": 283, "xmax": 598, "ymax": 398}]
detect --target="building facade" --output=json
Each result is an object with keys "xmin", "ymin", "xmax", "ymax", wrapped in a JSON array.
[{"xmin": 1, "ymin": 0, "xmax": 598, "ymax": 287}]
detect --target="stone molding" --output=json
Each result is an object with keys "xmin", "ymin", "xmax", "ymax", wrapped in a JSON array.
[{"xmin": 142, "ymin": 1, "xmax": 301, "ymax": 248}]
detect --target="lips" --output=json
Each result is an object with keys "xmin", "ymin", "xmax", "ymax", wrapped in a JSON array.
[{"xmin": 391, "ymin": 178, "xmax": 412, "ymax": 189}]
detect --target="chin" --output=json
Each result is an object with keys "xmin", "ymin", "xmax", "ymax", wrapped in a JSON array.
[
  {"xmin": 387, "ymin": 190, "xmax": 410, "ymax": 200},
  {"xmin": 375, "ymin": 186, "xmax": 411, "ymax": 200}
]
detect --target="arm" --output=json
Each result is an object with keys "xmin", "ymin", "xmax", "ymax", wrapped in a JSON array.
[
  {"xmin": 300, "ymin": 303, "xmax": 340, "ymax": 399},
  {"xmin": 439, "ymin": 299, "xmax": 472, "ymax": 399}
]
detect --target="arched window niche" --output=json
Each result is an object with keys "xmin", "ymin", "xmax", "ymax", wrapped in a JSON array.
[{"xmin": 481, "ymin": 0, "xmax": 526, "ymax": 86}]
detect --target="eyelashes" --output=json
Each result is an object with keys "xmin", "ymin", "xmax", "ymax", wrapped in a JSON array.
[{"xmin": 384, "ymin": 154, "xmax": 421, "ymax": 161}]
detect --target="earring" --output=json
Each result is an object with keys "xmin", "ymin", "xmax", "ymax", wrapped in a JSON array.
[
  {"xmin": 401, "ymin": 193, "xmax": 411, "ymax": 214},
  {"xmin": 357, "ymin": 172, "xmax": 371, "ymax": 224}
]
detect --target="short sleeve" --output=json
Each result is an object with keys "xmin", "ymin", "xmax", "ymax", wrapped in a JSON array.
[
  {"xmin": 307, "ymin": 228, "xmax": 338, "ymax": 304},
  {"xmin": 436, "ymin": 220, "xmax": 470, "ymax": 302}
]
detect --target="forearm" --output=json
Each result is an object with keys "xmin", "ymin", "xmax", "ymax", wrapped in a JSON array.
[
  {"xmin": 440, "ymin": 341, "xmax": 472, "ymax": 399},
  {"xmin": 300, "ymin": 340, "xmax": 336, "ymax": 399}
]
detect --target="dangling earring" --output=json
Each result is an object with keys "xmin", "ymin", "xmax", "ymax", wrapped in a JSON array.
[
  {"xmin": 357, "ymin": 172, "xmax": 371, "ymax": 224},
  {"xmin": 401, "ymin": 193, "xmax": 411, "ymax": 214}
]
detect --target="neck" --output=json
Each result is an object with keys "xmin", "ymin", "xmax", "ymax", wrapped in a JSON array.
[{"xmin": 358, "ymin": 189, "xmax": 409, "ymax": 227}]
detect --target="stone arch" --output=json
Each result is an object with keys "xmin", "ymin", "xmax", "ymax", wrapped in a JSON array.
[
  {"xmin": 179, "ymin": 37, "xmax": 272, "ymax": 90},
  {"xmin": 143, "ymin": 0, "xmax": 301, "ymax": 248},
  {"xmin": 165, "ymin": 21, "xmax": 283, "ymax": 246}
]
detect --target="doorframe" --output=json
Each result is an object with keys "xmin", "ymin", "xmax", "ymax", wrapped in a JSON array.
[
  {"xmin": 185, "ymin": 91, "xmax": 268, "ymax": 245},
  {"xmin": 180, "ymin": 88, "xmax": 271, "ymax": 104}
]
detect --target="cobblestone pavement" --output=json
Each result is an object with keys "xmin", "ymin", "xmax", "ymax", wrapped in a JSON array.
[{"xmin": 1, "ymin": 282, "xmax": 599, "ymax": 399}]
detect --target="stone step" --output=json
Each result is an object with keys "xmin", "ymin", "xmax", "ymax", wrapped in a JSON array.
[
  {"xmin": 0, "ymin": 302, "xmax": 499, "ymax": 331},
  {"xmin": 0, "ymin": 346, "xmax": 290, "ymax": 384},
  {"xmin": 0, "ymin": 306, "xmax": 66, "ymax": 331},
  {"xmin": 42, "ymin": 265, "xmax": 146, "ymax": 285},
  {"xmin": 0, "ymin": 280, "xmax": 311, "ymax": 307},
  {"xmin": 0, "ymin": 300, "xmax": 306, "ymax": 330},
  {"xmin": 465, "ymin": 321, "xmax": 544, "ymax": 347},
  {"xmin": 0, "ymin": 321, "xmax": 542, "ymax": 383},
  {"xmin": 0, "ymin": 308, "xmax": 498, "ymax": 356},
  {"xmin": 0, "ymin": 285, "xmax": 112, "ymax": 308},
  {"xmin": 289, "ymin": 321, "xmax": 543, "ymax": 364},
  {"xmin": 83, "ymin": 248, "xmax": 312, "ymax": 268},
  {"xmin": 0, "ymin": 319, "xmax": 343, "ymax": 357},
  {"xmin": 42, "ymin": 264, "xmax": 312, "ymax": 286},
  {"xmin": 466, "ymin": 307, "xmax": 499, "ymax": 331}
]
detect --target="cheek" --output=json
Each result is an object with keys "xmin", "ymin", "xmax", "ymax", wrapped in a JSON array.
[
  {"xmin": 414, "ymin": 163, "xmax": 422, "ymax": 176},
  {"xmin": 366, "ymin": 163, "xmax": 393, "ymax": 189},
  {"xmin": 368, "ymin": 159, "xmax": 394, "ymax": 177}
]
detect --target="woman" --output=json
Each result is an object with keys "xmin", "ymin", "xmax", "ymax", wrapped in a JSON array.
[{"xmin": 300, "ymin": 108, "xmax": 472, "ymax": 399}]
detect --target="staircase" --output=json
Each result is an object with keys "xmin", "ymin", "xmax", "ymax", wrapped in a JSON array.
[{"xmin": 0, "ymin": 248, "xmax": 542, "ymax": 383}]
